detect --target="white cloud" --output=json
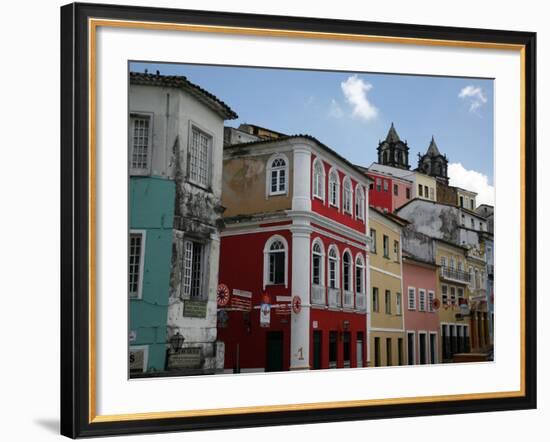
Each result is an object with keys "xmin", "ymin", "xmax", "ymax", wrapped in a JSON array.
[
  {"xmin": 448, "ymin": 162, "xmax": 494, "ymax": 206},
  {"xmin": 328, "ymin": 99, "xmax": 344, "ymax": 118},
  {"xmin": 341, "ymin": 75, "xmax": 378, "ymax": 121},
  {"xmin": 458, "ymin": 85, "xmax": 488, "ymax": 113}
]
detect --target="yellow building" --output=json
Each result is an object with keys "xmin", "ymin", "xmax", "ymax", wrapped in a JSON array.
[
  {"xmin": 368, "ymin": 208, "xmax": 408, "ymax": 366},
  {"xmin": 466, "ymin": 246, "xmax": 490, "ymax": 352},
  {"xmin": 434, "ymin": 239, "xmax": 470, "ymax": 362},
  {"xmin": 414, "ymin": 172, "xmax": 437, "ymax": 202}
]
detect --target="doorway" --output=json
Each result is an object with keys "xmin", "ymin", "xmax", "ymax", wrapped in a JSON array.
[{"xmin": 265, "ymin": 331, "xmax": 284, "ymax": 372}]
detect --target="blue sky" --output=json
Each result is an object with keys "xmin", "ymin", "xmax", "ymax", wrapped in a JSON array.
[{"xmin": 130, "ymin": 62, "xmax": 494, "ymax": 203}]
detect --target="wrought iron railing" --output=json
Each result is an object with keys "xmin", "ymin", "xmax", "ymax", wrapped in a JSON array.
[
  {"xmin": 440, "ymin": 266, "xmax": 471, "ymax": 283},
  {"xmin": 328, "ymin": 287, "xmax": 342, "ymax": 308}
]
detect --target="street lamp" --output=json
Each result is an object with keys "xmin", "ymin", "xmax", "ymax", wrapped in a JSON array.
[{"xmin": 170, "ymin": 332, "xmax": 184, "ymax": 353}]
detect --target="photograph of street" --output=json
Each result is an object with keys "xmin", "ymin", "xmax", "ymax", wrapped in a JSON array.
[{"xmin": 128, "ymin": 62, "xmax": 494, "ymax": 378}]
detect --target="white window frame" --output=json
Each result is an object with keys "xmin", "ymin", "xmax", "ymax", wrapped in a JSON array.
[
  {"xmin": 372, "ymin": 286, "xmax": 379, "ymax": 312},
  {"xmin": 263, "ymin": 234, "xmax": 289, "ymax": 289},
  {"xmin": 312, "ymin": 157, "xmax": 325, "ymax": 201},
  {"xmin": 129, "ymin": 113, "xmax": 153, "ymax": 176},
  {"xmin": 129, "ymin": 230, "xmax": 146, "ymax": 300},
  {"xmin": 187, "ymin": 122, "xmax": 213, "ymax": 188},
  {"xmin": 355, "ymin": 254, "xmax": 365, "ymax": 295},
  {"xmin": 311, "ymin": 238, "xmax": 325, "ymax": 287},
  {"xmin": 442, "ymin": 284, "xmax": 448, "ymax": 304},
  {"xmin": 327, "ymin": 244, "xmax": 340, "ymax": 289},
  {"xmin": 129, "ymin": 345, "xmax": 149, "ymax": 373},
  {"xmin": 266, "ymin": 153, "xmax": 289, "ymax": 196},
  {"xmin": 342, "ymin": 176, "xmax": 353, "ymax": 214},
  {"xmin": 342, "ymin": 249, "xmax": 353, "ymax": 293},
  {"xmin": 385, "ymin": 289, "xmax": 392, "ymax": 314},
  {"xmin": 408, "ymin": 286, "xmax": 416, "ymax": 310},
  {"xmin": 396, "ymin": 292, "xmax": 402, "ymax": 315},
  {"xmin": 419, "ymin": 289, "xmax": 427, "ymax": 312},
  {"xmin": 355, "ymin": 184, "xmax": 365, "ymax": 220},
  {"xmin": 370, "ymin": 228, "xmax": 377, "ymax": 253},
  {"xmin": 180, "ymin": 238, "xmax": 208, "ymax": 300},
  {"xmin": 328, "ymin": 167, "xmax": 340, "ymax": 207}
]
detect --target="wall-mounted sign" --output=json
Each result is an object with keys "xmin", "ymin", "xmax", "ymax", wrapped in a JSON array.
[
  {"xmin": 292, "ymin": 296, "xmax": 302, "ymax": 314},
  {"xmin": 432, "ymin": 298, "xmax": 441, "ymax": 310},
  {"xmin": 312, "ymin": 320, "xmax": 318, "ymax": 329},
  {"xmin": 167, "ymin": 347, "xmax": 202, "ymax": 370},
  {"xmin": 260, "ymin": 294, "xmax": 271, "ymax": 328},
  {"xmin": 183, "ymin": 300, "xmax": 207, "ymax": 318},
  {"xmin": 231, "ymin": 289, "xmax": 252, "ymax": 311},
  {"xmin": 129, "ymin": 348, "xmax": 145, "ymax": 372},
  {"xmin": 217, "ymin": 283, "xmax": 230, "ymax": 307}
]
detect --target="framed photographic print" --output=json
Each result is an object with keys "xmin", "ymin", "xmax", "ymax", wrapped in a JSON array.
[{"xmin": 60, "ymin": 2, "xmax": 537, "ymax": 438}]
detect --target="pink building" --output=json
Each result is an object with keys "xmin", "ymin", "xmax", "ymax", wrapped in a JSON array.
[{"xmin": 402, "ymin": 252, "xmax": 439, "ymax": 365}]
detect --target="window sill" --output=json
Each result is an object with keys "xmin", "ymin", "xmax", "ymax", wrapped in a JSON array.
[
  {"xmin": 269, "ymin": 190, "xmax": 287, "ymax": 197},
  {"xmin": 186, "ymin": 179, "xmax": 212, "ymax": 193}
]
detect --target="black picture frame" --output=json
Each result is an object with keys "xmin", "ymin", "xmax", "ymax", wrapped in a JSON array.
[{"xmin": 60, "ymin": 2, "xmax": 537, "ymax": 438}]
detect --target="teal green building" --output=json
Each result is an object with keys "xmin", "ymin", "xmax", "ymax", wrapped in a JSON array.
[{"xmin": 129, "ymin": 176, "xmax": 175, "ymax": 375}]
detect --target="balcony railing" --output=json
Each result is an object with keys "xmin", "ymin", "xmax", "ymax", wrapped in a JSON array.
[
  {"xmin": 328, "ymin": 287, "xmax": 342, "ymax": 308},
  {"xmin": 440, "ymin": 266, "xmax": 471, "ymax": 284},
  {"xmin": 343, "ymin": 290, "xmax": 354, "ymax": 308},
  {"xmin": 356, "ymin": 292, "xmax": 366, "ymax": 311},
  {"xmin": 311, "ymin": 285, "xmax": 326, "ymax": 305}
]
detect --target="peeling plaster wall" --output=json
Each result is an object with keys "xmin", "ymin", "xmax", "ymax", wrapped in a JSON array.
[{"xmin": 402, "ymin": 227, "xmax": 435, "ymax": 263}]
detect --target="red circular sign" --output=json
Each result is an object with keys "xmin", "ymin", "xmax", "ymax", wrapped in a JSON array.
[
  {"xmin": 432, "ymin": 298, "xmax": 441, "ymax": 310},
  {"xmin": 217, "ymin": 283, "xmax": 230, "ymax": 307},
  {"xmin": 292, "ymin": 296, "xmax": 302, "ymax": 314}
]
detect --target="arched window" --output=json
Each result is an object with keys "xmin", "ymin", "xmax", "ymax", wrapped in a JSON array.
[
  {"xmin": 355, "ymin": 184, "xmax": 365, "ymax": 220},
  {"xmin": 328, "ymin": 245, "xmax": 340, "ymax": 289},
  {"xmin": 312, "ymin": 158, "xmax": 325, "ymax": 200},
  {"xmin": 355, "ymin": 254, "xmax": 365, "ymax": 294},
  {"xmin": 328, "ymin": 168, "xmax": 340, "ymax": 207},
  {"xmin": 311, "ymin": 239, "xmax": 325, "ymax": 286},
  {"xmin": 263, "ymin": 235, "xmax": 288, "ymax": 289},
  {"xmin": 267, "ymin": 154, "xmax": 288, "ymax": 196},
  {"xmin": 342, "ymin": 251, "xmax": 352, "ymax": 292},
  {"xmin": 343, "ymin": 177, "xmax": 352, "ymax": 214}
]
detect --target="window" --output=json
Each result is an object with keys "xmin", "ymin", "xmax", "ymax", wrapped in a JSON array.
[
  {"xmin": 442, "ymin": 284, "xmax": 448, "ymax": 304},
  {"xmin": 383, "ymin": 180, "xmax": 388, "ymax": 192},
  {"xmin": 372, "ymin": 287, "xmax": 379, "ymax": 312},
  {"xmin": 130, "ymin": 115, "xmax": 152, "ymax": 175},
  {"xmin": 312, "ymin": 240, "xmax": 324, "ymax": 286},
  {"xmin": 355, "ymin": 185, "xmax": 365, "ymax": 220},
  {"xmin": 343, "ymin": 177, "xmax": 352, "ymax": 213},
  {"xmin": 355, "ymin": 254, "xmax": 365, "ymax": 294},
  {"xmin": 188, "ymin": 126, "xmax": 211, "ymax": 187},
  {"xmin": 450, "ymin": 286, "xmax": 456, "ymax": 305},
  {"xmin": 461, "ymin": 214, "xmax": 465, "ymax": 226},
  {"xmin": 181, "ymin": 239, "xmax": 206, "ymax": 299},
  {"xmin": 471, "ymin": 218, "xmax": 475, "ymax": 229},
  {"xmin": 328, "ymin": 246, "xmax": 339, "ymax": 289},
  {"xmin": 342, "ymin": 251, "xmax": 352, "ymax": 292},
  {"xmin": 428, "ymin": 291, "xmax": 435, "ymax": 312},
  {"xmin": 479, "ymin": 222, "xmax": 484, "ymax": 231},
  {"xmin": 267, "ymin": 154, "xmax": 288, "ymax": 195},
  {"xmin": 424, "ymin": 185, "xmax": 429, "ymax": 197},
  {"xmin": 370, "ymin": 229, "xmax": 377, "ymax": 253},
  {"xmin": 396, "ymin": 293, "xmax": 402, "ymax": 315},
  {"xmin": 393, "ymin": 184, "xmax": 399, "ymax": 196},
  {"xmin": 264, "ymin": 236, "xmax": 288, "ymax": 288},
  {"xmin": 419, "ymin": 289, "xmax": 426, "ymax": 311},
  {"xmin": 376, "ymin": 178, "xmax": 381, "ymax": 192},
  {"xmin": 406, "ymin": 187, "xmax": 411, "ymax": 199},
  {"xmin": 129, "ymin": 232, "xmax": 145, "ymax": 299},
  {"xmin": 450, "ymin": 257, "xmax": 455, "ymax": 270},
  {"xmin": 408, "ymin": 287, "xmax": 416, "ymax": 310},
  {"xmin": 457, "ymin": 287, "xmax": 465, "ymax": 305},
  {"xmin": 385, "ymin": 290, "xmax": 391, "ymax": 314},
  {"xmin": 328, "ymin": 168, "xmax": 340, "ymax": 207},
  {"xmin": 469, "ymin": 267, "xmax": 474, "ymax": 287},
  {"xmin": 440, "ymin": 256, "xmax": 447, "ymax": 268},
  {"xmin": 312, "ymin": 158, "xmax": 325, "ymax": 200},
  {"xmin": 457, "ymin": 260, "xmax": 463, "ymax": 272},
  {"xmin": 429, "ymin": 187, "xmax": 434, "ymax": 200},
  {"xmin": 383, "ymin": 235, "xmax": 389, "ymax": 258},
  {"xmin": 459, "ymin": 196, "xmax": 464, "ymax": 207},
  {"xmin": 393, "ymin": 240, "xmax": 400, "ymax": 261},
  {"xmin": 418, "ymin": 184, "xmax": 423, "ymax": 197},
  {"xmin": 470, "ymin": 199, "xmax": 475, "ymax": 210}
]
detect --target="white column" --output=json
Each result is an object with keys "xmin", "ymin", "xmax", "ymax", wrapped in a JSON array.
[
  {"xmin": 290, "ymin": 218, "xmax": 311, "ymax": 370},
  {"xmin": 292, "ymin": 146, "xmax": 312, "ymax": 212}
]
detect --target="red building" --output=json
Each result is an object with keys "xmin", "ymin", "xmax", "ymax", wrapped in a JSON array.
[{"xmin": 217, "ymin": 134, "xmax": 371, "ymax": 372}]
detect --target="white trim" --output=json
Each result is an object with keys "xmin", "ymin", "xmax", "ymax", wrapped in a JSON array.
[
  {"xmin": 311, "ymin": 237, "xmax": 325, "ymax": 287},
  {"xmin": 263, "ymin": 234, "xmax": 289, "ymax": 289},
  {"xmin": 129, "ymin": 345, "xmax": 149, "ymax": 373},
  {"xmin": 129, "ymin": 229, "xmax": 146, "ymax": 300},
  {"xmin": 407, "ymin": 286, "xmax": 416, "ymax": 311},
  {"xmin": 327, "ymin": 243, "xmax": 340, "ymax": 289},
  {"xmin": 354, "ymin": 183, "xmax": 365, "ymax": 221},
  {"xmin": 342, "ymin": 175, "xmax": 353, "ymax": 214},
  {"xmin": 187, "ymin": 120, "xmax": 214, "ymax": 189},
  {"xmin": 266, "ymin": 152, "xmax": 289, "ymax": 197},
  {"xmin": 129, "ymin": 112, "xmax": 153, "ymax": 176},
  {"xmin": 328, "ymin": 166, "xmax": 340, "ymax": 208},
  {"xmin": 312, "ymin": 156, "xmax": 325, "ymax": 201},
  {"xmin": 427, "ymin": 290, "xmax": 435, "ymax": 312},
  {"xmin": 370, "ymin": 265, "xmax": 402, "ymax": 280},
  {"xmin": 418, "ymin": 288, "xmax": 427, "ymax": 312}
]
